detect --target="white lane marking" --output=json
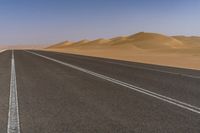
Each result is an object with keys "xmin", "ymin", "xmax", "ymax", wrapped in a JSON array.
[
  {"xmin": 26, "ymin": 50, "xmax": 200, "ymax": 114},
  {"xmin": 56, "ymin": 53, "xmax": 200, "ymax": 79},
  {"xmin": 0, "ymin": 49, "xmax": 7, "ymax": 53},
  {"xmin": 97, "ymin": 60, "xmax": 200, "ymax": 79},
  {"xmin": 7, "ymin": 50, "xmax": 20, "ymax": 133}
]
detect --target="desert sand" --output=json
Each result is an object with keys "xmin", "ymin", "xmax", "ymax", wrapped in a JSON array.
[{"xmin": 46, "ymin": 32, "xmax": 200, "ymax": 70}]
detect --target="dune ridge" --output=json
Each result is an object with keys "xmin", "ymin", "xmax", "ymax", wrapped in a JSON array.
[{"xmin": 48, "ymin": 32, "xmax": 190, "ymax": 50}]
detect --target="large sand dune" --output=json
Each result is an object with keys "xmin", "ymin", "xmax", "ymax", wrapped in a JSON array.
[{"xmin": 46, "ymin": 32, "xmax": 200, "ymax": 70}]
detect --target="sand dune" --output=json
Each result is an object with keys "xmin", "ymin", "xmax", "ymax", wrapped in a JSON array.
[
  {"xmin": 46, "ymin": 32, "xmax": 200, "ymax": 70},
  {"xmin": 128, "ymin": 32, "xmax": 184, "ymax": 49},
  {"xmin": 48, "ymin": 32, "xmax": 186, "ymax": 50},
  {"xmin": 47, "ymin": 41, "xmax": 73, "ymax": 49},
  {"xmin": 71, "ymin": 39, "xmax": 111, "ymax": 49}
]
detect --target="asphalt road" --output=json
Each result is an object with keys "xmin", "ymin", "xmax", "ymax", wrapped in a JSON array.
[{"xmin": 1, "ymin": 50, "xmax": 200, "ymax": 133}]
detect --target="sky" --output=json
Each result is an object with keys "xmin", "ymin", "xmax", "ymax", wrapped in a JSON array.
[{"xmin": 0, "ymin": 0, "xmax": 200, "ymax": 45}]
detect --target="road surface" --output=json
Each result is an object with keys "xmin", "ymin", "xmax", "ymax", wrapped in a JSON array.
[{"xmin": 0, "ymin": 50, "xmax": 200, "ymax": 133}]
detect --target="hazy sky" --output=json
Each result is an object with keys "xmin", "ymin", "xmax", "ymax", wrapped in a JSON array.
[{"xmin": 0, "ymin": 0, "xmax": 200, "ymax": 45}]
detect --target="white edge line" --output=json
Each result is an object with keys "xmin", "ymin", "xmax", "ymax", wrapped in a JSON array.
[
  {"xmin": 7, "ymin": 50, "xmax": 20, "ymax": 133},
  {"xmin": 26, "ymin": 50, "xmax": 200, "ymax": 114},
  {"xmin": 0, "ymin": 49, "xmax": 7, "ymax": 53},
  {"xmin": 55, "ymin": 52, "xmax": 200, "ymax": 79},
  {"xmin": 101, "ymin": 60, "xmax": 200, "ymax": 79}
]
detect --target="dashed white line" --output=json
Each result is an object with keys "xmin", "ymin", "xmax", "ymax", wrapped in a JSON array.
[
  {"xmin": 26, "ymin": 50, "xmax": 200, "ymax": 114},
  {"xmin": 7, "ymin": 50, "xmax": 20, "ymax": 133}
]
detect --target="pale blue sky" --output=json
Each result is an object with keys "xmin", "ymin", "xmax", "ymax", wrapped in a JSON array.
[{"xmin": 0, "ymin": 0, "xmax": 200, "ymax": 45}]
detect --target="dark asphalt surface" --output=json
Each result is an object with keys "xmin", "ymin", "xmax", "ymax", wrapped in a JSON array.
[
  {"xmin": 1, "ymin": 50, "xmax": 200, "ymax": 132},
  {"xmin": 34, "ymin": 50, "xmax": 200, "ymax": 107}
]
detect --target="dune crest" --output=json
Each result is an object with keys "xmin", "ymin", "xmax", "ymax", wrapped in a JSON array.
[
  {"xmin": 48, "ymin": 32, "xmax": 188, "ymax": 50},
  {"xmin": 47, "ymin": 41, "xmax": 73, "ymax": 49},
  {"xmin": 67, "ymin": 40, "xmax": 89, "ymax": 47},
  {"xmin": 128, "ymin": 32, "xmax": 184, "ymax": 49}
]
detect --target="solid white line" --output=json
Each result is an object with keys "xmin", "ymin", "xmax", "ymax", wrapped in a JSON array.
[
  {"xmin": 7, "ymin": 50, "xmax": 20, "ymax": 133},
  {"xmin": 26, "ymin": 50, "xmax": 200, "ymax": 114},
  {"xmin": 98, "ymin": 60, "xmax": 200, "ymax": 79},
  {"xmin": 60, "ymin": 53, "xmax": 200, "ymax": 79},
  {"xmin": 0, "ymin": 49, "xmax": 7, "ymax": 53}
]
